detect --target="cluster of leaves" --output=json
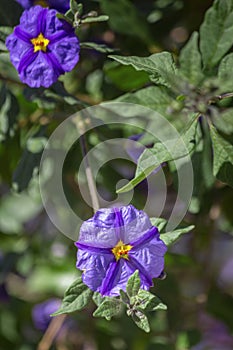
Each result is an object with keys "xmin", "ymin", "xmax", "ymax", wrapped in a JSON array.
[{"xmin": 109, "ymin": 0, "xmax": 233, "ymax": 203}]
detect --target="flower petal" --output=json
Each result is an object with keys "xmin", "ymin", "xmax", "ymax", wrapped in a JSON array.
[
  {"xmin": 78, "ymin": 208, "xmax": 119, "ymax": 248},
  {"xmin": 19, "ymin": 5, "xmax": 44, "ymax": 37},
  {"xmin": 44, "ymin": 8, "xmax": 73, "ymax": 38},
  {"xmin": 37, "ymin": 7, "xmax": 47, "ymax": 34},
  {"xmin": 75, "ymin": 242, "xmax": 112, "ymax": 255},
  {"xmin": 48, "ymin": 0, "xmax": 70, "ymax": 13},
  {"xmin": 119, "ymin": 205, "xmax": 153, "ymax": 244},
  {"xmin": 77, "ymin": 250, "xmax": 114, "ymax": 292},
  {"xmin": 49, "ymin": 36, "xmax": 80, "ymax": 72},
  {"xmin": 129, "ymin": 237, "xmax": 167, "ymax": 280},
  {"xmin": 15, "ymin": 0, "xmax": 32, "ymax": 9},
  {"xmin": 19, "ymin": 51, "xmax": 59, "ymax": 88},
  {"xmin": 100, "ymin": 259, "xmax": 136, "ymax": 296},
  {"xmin": 99, "ymin": 260, "xmax": 120, "ymax": 295},
  {"xmin": 6, "ymin": 33, "xmax": 32, "ymax": 71},
  {"xmin": 129, "ymin": 226, "xmax": 158, "ymax": 247},
  {"xmin": 14, "ymin": 27, "xmax": 32, "ymax": 42}
]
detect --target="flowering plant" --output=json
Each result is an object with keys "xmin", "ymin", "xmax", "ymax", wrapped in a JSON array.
[{"xmin": 1, "ymin": 0, "xmax": 233, "ymax": 347}]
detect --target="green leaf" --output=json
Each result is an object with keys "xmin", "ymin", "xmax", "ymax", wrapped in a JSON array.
[
  {"xmin": 100, "ymin": 0, "xmax": 152, "ymax": 44},
  {"xmin": 116, "ymin": 86, "xmax": 173, "ymax": 114},
  {"xmin": 81, "ymin": 15, "xmax": 109, "ymax": 24},
  {"xmin": 137, "ymin": 289, "xmax": 167, "ymax": 312},
  {"xmin": 126, "ymin": 270, "xmax": 140, "ymax": 298},
  {"xmin": 119, "ymin": 290, "xmax": 130, "ymax": 304},
  {"xmin": 0, "ymin": 83, "xmax": 18, "ymax": 142},
  {"xmin": 56, "ymin": 13, "xmax": 73, "ymax": 25},
  {"xmin": 13, "ymin": 127, "xmax": 47, "ymax": 192},
  {"xmin": 52, "ymin": 277, "xmax": 93, "ymax": 316},
  {"xmin": 117, "ymin": 116, "xmax": 198, "ymax": 193},
  {"xmin": 179, "ymin": 32, "xmax": 204, "ymax": 85},
  {"xmin": 0, "ymin": 191, "xmax": 42, "ymax": 234},
  {"xmin": 105, "ymin": 63, "xmax": 149, "ymax": 91},
  {"xmin": 213, "ymin": 109, "xmax": 233, "ymax": 135},
  {"xmin": 200, "ymin": 0, "xmax": 233, "ymax": 69},
  {"xmin": 0, "ymin": 26, "xmax": 12, "ymax": 52},
  {"xmin": 131, "ymin": 311, "xmax": 150, "ymax": 333},
  {"xmin": 70, "ymin": 0, "xmax": 83, "ymax": 15},
  {"xmin": 92, "ymin": 292, "xmax": 104, "ymax": 307},
  {"xmin": 150, "ymin": 217, "xmax": 167, "ymax": 231},
  {"xmin": 93, "ymin": 297, "xmax": 123, "ymax": 320},
  {"xmin": 160, "ymin": 225, "xmax": 195, "ymax": 246},
  {"xmin": 210, "ymin": 125, "xmax": 233, "ymax": 187},
  {"xmin": 109, "ymin": 52, "xmax": 177, "ymax": 88},
  {"xmin": 81, "ymin": 42, "xmax": 115, "ymax": 54},
  {"xmin": 218, "ymin": 53, "xmax": 233, "ymax": 90}
]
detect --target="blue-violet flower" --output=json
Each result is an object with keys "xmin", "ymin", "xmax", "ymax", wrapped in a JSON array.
[
  {"xmin": 6, "ymin": 6, "xmax": 80, "ymax": 88},
  {"xmin": 15, "ymin": 0, "xmax": 70, "ymax": 14},
  {"xmin": 32, "ymin": 298, "xmax": 61, "ymax": 331},
  {"xmin": 75, "ymin": 205, "xmax": 167, "ymax": 297}
]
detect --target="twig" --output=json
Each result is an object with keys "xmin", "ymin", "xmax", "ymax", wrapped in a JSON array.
[
  {"xmin": 209, "ymin": 91, "xmax": 233, "ymax": 104},
  {"xmin": 37, "ymin": 314, "xmax": 67, "ymax": 350}
]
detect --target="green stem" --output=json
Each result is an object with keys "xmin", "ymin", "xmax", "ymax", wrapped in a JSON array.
[{"xmin": 209, "ymin": 92, "xmax": 233, "ymax": 104}]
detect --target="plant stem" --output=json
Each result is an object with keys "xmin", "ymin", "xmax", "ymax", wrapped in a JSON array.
[
  {"xmin": 209, "ymin": 91, "xmax": 233, "ymax": 104},
  {"xmin": 79, "ymin": 128, "xmax": 100, "ymax": 213},
  {"xmin": 37, "ymin": 314, "xmax": 67, "ymax": 350}
]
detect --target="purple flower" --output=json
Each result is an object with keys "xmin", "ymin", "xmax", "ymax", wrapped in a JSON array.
[
  {"xmin": 191, "ymin": 313, "xmax": 233, "ymax": 350},
  {"xmin": 75, "ymin": 205, "xmax": 167, "ymax": 297},
  {"xmin": 15, "ymin": 0, "xmax": 70, "ymax": 14},
  {"xmin": 32, "ymin": 298, "xmax": 61, "ymax": 331},
  {"xmin": 6, "ymin": 6, "xmax": 80, "ymax": 88}
]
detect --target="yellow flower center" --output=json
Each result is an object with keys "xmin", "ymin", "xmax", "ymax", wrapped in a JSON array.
[
  {"xmin": 31, "ymin": 33, "xmax": 50, "ymax": 53},
  {"xmin": 34, "ymin": 0, "xmax": 48, "ymax": 7},
  {"xmin": 111, "ymin": 240, "xmax": 132, "ymax": 261}
]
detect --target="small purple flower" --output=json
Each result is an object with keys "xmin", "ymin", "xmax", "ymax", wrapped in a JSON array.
[
  {"xmin": 75, "ymin": 205, "xmax": 167, "ymax": 297},
  {"xmin": 32, "ymin": 298, "xmax": 61, "ymax": 331},
  {"xmin": 15, "ymin": 0, "xmax": 70, "ymax": 14},
  {"xmin": 191, "ymin": 313, "xmax": 233, "ymax": 350},
  {"xmin": 6, "ymin": 6, "xmax": 80, "ymax": 88}
]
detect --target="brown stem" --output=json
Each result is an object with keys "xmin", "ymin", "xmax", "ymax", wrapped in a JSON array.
[{"xmin": 37, "ymin": 314, "xmax": 67, "ymax": 350}]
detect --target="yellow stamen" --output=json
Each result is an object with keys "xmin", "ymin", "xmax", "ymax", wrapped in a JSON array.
[
  {"xmin": 34, "ymin": 0, "xmax": 48, "ymax": 7},
  {"xmin": 112, "ymin": 240, "xmax": 132, "ymax": 261},
  {"xmin": 31, "ymin": 33, "xmax": 50, "ymax": 53}
]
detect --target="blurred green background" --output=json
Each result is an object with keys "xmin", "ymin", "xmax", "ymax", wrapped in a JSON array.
[{"xmin": 0, "ymin": 0, "xmax": 233, "ymax": 349}]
